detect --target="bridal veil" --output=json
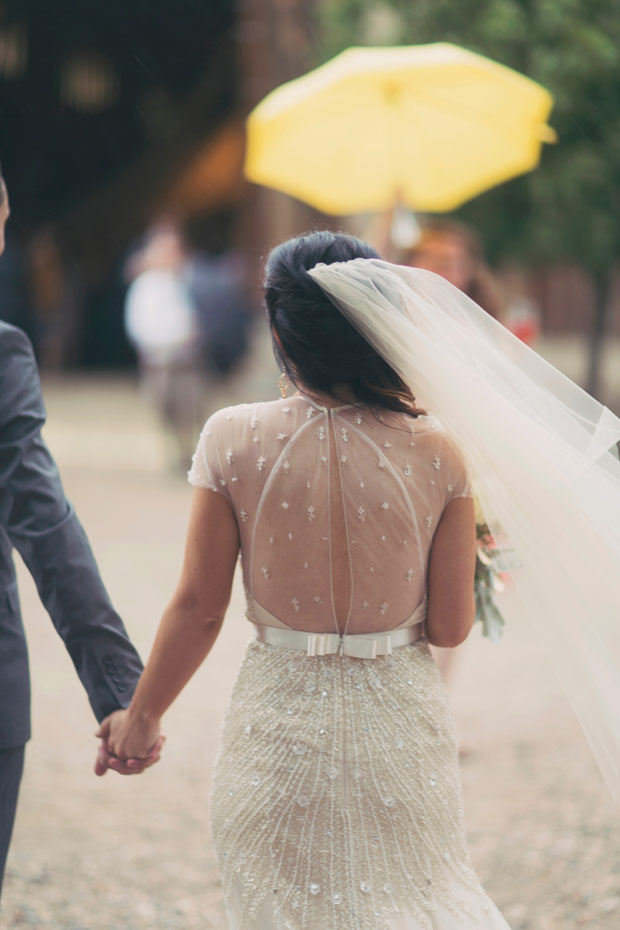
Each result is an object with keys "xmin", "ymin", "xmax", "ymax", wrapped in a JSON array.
[{"xmin": 308, "ymin": 258, "xmax": 620, "ymax": 801}]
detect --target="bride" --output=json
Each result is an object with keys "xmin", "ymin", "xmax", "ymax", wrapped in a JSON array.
[{"xmin": 99, "ymin": 230, "xmax": 620, "ymax": 929}]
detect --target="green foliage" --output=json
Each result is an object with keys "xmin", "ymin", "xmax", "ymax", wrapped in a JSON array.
[{"xmin": 316, "ymin": 0, "xmax": 620, "ymax": 270}]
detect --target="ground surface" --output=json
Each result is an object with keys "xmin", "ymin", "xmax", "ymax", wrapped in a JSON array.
[{"xmin": 2, "ymin": 334, "xmax": 620, "ymax": 929}]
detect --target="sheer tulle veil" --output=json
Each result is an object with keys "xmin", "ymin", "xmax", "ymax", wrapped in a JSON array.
[{"xmin": 308, "ymin": 258, "xmax": 620, "ymax": 801}]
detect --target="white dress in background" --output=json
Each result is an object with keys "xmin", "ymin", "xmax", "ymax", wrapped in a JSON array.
[{"xmin": 188, "ymin": 394, "xmax": 511, "ymax": 930}]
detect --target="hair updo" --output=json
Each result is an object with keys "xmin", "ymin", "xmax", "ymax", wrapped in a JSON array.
[{"xmin": 264, "ymin": 230, "xmax": 423, "ymax": 416}]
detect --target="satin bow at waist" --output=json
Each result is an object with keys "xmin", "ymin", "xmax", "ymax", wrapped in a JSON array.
[{"xmin": 255, "ymin": 622, "xmax": 424, "ymax": 659}]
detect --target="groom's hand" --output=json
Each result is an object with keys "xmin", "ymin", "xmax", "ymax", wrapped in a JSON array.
[
  {"xmin": 94, "ymin": 711, "xmax": 165, "ymax": 776},
  {"xmin": 94, "ymin": 735, "xmax": 164, "ymax": 776}
]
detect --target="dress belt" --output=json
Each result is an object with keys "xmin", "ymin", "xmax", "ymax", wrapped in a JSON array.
[{"xmin": 255, "ymin": 622, "xmax": 424, "ymax": 659}]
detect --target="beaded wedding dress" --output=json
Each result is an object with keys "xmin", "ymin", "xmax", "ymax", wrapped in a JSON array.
[{"xmin": 189, "ymin": 393, "xmax": 511, "ymax": 930}]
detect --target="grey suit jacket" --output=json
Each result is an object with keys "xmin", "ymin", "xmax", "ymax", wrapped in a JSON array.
[{"xmin": 0, "ymin": 322, "xmax": 143, "ymax": 748}]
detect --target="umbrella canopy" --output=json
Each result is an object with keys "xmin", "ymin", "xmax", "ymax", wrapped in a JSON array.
[{"xmin": 245, "ymin": 43, "xmax": 556, "ymax": 215}]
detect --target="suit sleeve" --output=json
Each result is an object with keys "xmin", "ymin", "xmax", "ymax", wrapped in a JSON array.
[{"xmin": 0, "ymin": 328, "xmax": 144, "ymax": 721}]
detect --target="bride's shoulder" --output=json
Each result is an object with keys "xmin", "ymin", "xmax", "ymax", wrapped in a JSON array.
[
  {"xmin": 409, "ymin": 415, "xmax": 465, "ymax": 456},
  {"xmin": 199, "ymin": 397, "xmax": 295, "ymax": 438},
  {"xmin": 407, "ymin": 413, "xmax": 442, "ymax": 439},
  {"xmin": 200, "ymin": 402, "xmax": 250, "ymax": 432},
  {"xmin": 411, "ymin": 413, "xmax": 456, "ymax": 436}
]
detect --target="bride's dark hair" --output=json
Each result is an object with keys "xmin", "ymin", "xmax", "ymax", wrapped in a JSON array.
[{"xmin": 264, "ymin": 230, "xmax": 424, "ymax": 416}]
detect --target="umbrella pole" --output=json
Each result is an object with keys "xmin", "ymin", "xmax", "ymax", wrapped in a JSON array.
[
  {"xmin": 390, "ymin": 204, "xmax": 420, "ymax": 256},
  {"xmin": 375, "ymin": 207, "xmax": 397, "ymax": 260}
]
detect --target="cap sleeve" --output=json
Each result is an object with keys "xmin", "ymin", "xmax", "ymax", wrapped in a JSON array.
[
  {"xmin": 187, "ymin": 410, "xmax": 231, "ymax": 498},
  {"xmin": 440, "ymin": 433, "xmax": 474, "ymax": 504}
]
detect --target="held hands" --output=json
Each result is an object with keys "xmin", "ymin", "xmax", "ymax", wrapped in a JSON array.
[{"xmin": 94, "ymin": 709, "xmax": 165, "ymax": 776}]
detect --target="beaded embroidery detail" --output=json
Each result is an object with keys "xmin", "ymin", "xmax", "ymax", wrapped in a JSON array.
[{"xmin": 211, "ymin": 643, "xmax": 482, "ymax": 930}]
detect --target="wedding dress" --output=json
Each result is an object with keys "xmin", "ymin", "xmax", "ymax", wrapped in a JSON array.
[{"xmin": 189, "ymin": 393, "xmax": 511, "ymax": 930}]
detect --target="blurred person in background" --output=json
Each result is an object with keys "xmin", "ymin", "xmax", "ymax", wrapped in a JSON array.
[
  {"xmin": 407, "ymin": 219, "xmax": 540, "ymax": 346},
  {"xmin": 0, "ymin": 169, "xmax": 160, "ymax": 902},
  {"xmin": 186, "ymin": 248, "xmax": 252, "ymax": 405},
  {"xmin": 27, "ymin": 229, "xmax": 82, "ymax": 369},
  {"xmin": 406, "ymin": 218, "xmax": 505, "ymax": 322},
  {"xmin": 124, "ymin": 218, "xmax": 205, "ymax": 474},
  {"xmin": 406, "ymin": 219, "xmax": 506, "ymax": 733},
  {"xmin": 504, "ymin": 292, "xmax": 540, "ymax": 346}
]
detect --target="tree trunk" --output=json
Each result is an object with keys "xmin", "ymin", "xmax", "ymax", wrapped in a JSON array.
[{"xmin": 586, "ymin": 269, "xmax": 612, "ymax": 401}]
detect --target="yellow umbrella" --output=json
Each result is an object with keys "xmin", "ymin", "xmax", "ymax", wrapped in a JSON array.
[{"xmin": 245, "ymin": 43, "xmax": 556, "ymax": 215}]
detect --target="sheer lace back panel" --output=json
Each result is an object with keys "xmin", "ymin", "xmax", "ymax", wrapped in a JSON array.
[{"xmin": 188, "ymin": 395, "xmax": 471, "ymax": 635}]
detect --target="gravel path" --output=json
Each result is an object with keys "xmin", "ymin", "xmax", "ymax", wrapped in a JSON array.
[{"xmin": 2, "ymin": 366, "xmax": 620, "ymax": 930}]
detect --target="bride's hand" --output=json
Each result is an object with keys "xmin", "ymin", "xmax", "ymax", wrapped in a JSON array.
[
  {"xmin": 94, "ymin": 731, "xmax": 165, "ymax": 776},
  {"xmin": 96, "ymin": 709, "xmax": 163, "ymax": 766}
]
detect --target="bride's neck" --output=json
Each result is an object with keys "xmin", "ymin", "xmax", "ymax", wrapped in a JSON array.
[{"xmin": 296, "ymin": 382, "xmax": 358, "ymax": 406}]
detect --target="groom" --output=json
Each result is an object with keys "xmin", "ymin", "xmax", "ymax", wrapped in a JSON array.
[{"xmin": 0, "ymin": 173, "xmax": 157, "ymax": 899}]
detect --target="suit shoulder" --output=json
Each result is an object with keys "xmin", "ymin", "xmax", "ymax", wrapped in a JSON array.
[
  {"xmin": 0, "ymin": 322, "xmax": 35, "ymax": 359},
  {"xmin": 0, "ymin": 323, "xmax": 43, "ymax": 428}
]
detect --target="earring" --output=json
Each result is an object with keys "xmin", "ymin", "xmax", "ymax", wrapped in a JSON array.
[{"xmin": 278, "ymin": 372, "xmax": 290, "ymax": 398}]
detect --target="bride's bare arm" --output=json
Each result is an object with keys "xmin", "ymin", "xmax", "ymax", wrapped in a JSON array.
[
  {"xmin": 425, "ymin": 497, "xmax": 476, "ymax": 648},
  {"xmin": 101, "ymin": 488, "xmax": 239, "ymax": 760}
]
